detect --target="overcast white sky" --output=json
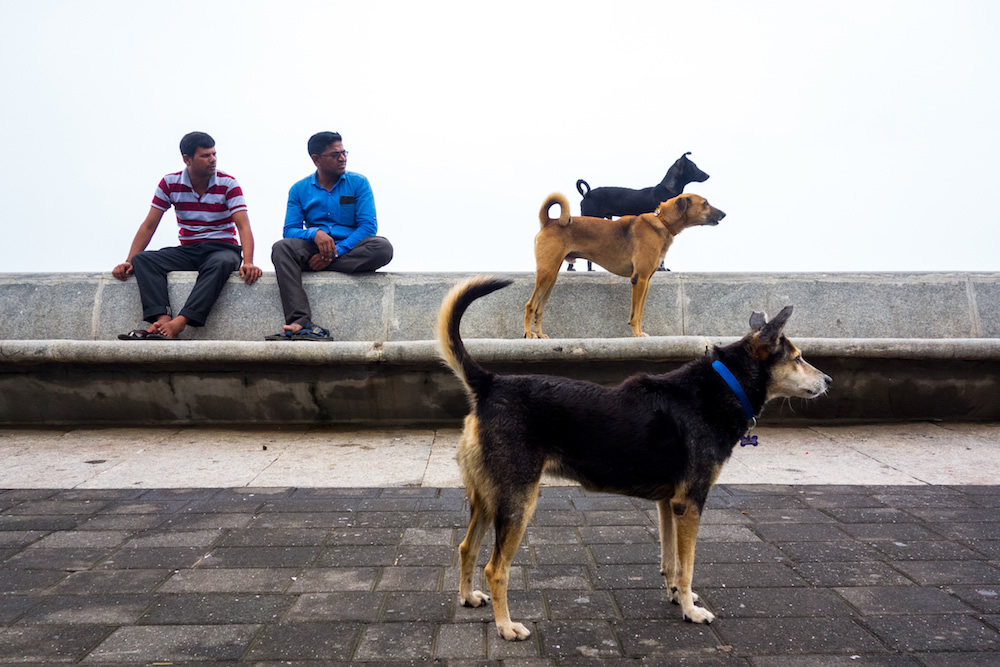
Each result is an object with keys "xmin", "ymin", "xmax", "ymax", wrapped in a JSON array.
[{"xmin": 1, "ymin": 0, "xmax": 997, "ymax": 275}]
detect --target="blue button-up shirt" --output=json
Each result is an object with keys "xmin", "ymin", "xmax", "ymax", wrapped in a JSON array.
[{"xmin": 283, "ymin": 171, "xmax": 377, "ymax": 255}]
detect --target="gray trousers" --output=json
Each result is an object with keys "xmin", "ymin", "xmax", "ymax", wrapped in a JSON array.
[{"xmin": 271, "ymin": 236, "xmax": 393, "ymax": 327}]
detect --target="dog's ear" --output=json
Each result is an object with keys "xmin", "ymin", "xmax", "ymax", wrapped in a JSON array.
[
  {"xmin": 758, "ymin": 305, "xmax": 793, "ymax": 344},
  {"xmin": 749, "ymin": 311, "xmax": 768, "ymax": 331},
  {"xmin": 673, "ymin": 195, "xmax": 689, "ymax": 215}
]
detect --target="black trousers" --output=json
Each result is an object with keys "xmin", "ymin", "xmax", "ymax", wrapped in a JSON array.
[
  {"xmin": 131, "ymin": 242, "xmax": 242, "ymax": 327},
  {"xmin": 271, "ymin": 236, "xmax": 393, "ymax": 327}
]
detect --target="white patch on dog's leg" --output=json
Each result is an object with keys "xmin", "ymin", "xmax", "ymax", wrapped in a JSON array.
[
  {"xmin": 461, "ymin": 589, "xmax": 491, "ymax": 607},
  {"xmin": 496, "ymin": 620, "xmax": 532, "ymax": 641}
]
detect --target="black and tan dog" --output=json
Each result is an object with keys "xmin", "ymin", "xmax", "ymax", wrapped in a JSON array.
[
  {"xmin": 438, "ymin": 276, "xmax": 832, "ymax": 640},
  {"xmin": 571, "ymin": 151, "xmax": 710, "ymax": 271},
  {"xmin": 525, "ymin": 192, "xmax": 724, "ymax": 338}
]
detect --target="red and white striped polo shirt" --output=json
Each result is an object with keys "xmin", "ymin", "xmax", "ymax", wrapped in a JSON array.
[{"xmin": 151, "ymin": 169, "xmax": 248, "ymax": 245}]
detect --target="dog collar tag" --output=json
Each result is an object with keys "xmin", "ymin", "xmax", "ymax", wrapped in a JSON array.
[{"xmin": 740, "ymin": 434, "xmax": 759, "ymax": 447}]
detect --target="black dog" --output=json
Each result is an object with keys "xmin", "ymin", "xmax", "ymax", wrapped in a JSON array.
[{"xmin": 570, "ymin": 152, "xmax": 710, "ymax": 271}]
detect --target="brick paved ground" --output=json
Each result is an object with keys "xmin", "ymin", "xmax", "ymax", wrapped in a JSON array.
[{"xmin": 1, "ymin": 484, "xmax": 999, "ymax": 664}]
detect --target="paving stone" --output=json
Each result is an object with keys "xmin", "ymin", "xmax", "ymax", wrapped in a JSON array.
[
  {"xmin": 97, "ymin": 546, "xmax": 207, "ymax": 569},
  {"xmin": 703, "ymin": 587, "xmax": 856, "ymax": 618},
  {"xmin": 395, "ymin": 544, "xmax": 455, "ymax": 566},
  {"xmin": 139, "ymin": 593, "xmax": 292, "ymax": 624},
  {"xmin": 891, "ymin": 560, "xmax": 1000, "ymax": 586},
  {"xmin": 872, "ymin": 538, "xmax": 984, "ymax": 561},
  {"xmin": 287, "ymin": 567, "xmax": 379, "ymax": 592},
  {"xmin": 376, "ymin": 566, "xmax": 442, "ymax": 591},
  {"xmin": 611, "ymin": 589, "xmax": 684, "ymax": 621},
  {"xmin": 435, "ymin": 621, "xmax": 486, "ymax": 659},
  {"xmin": 590, "ymin": 564, "xmax": 664, "ymax": 590},
  {"xmin": 0, "ymin": 625, "xmax": 109, "ymax": 662},
  {"xmin": 533, "ymin": 544, "xmax": 591, "ymax": 565},
  {"xmin": 835, "ymin": 586, "xmax": 973, "ymax": 615},
  {"xmin": 527, "ymin": 565, "xmax": 592, "ymax": 590},
  {"xmin": 285, "ymin": 592, "xmax": 384, "ymax": 622},
  {"xmin": 4, "ymin": 547, "xmax": 112, "ymax": 570},
  {"xmin": 613, "ymin": 618, "xmax": 726, "ymax": 658},
  {"xmin": 199, "ymin": 545, "xmax": 322, "ymax": 568},
  {"xmin": 17, "ymin": 594, "xmax": 154, "ymax": 624},
  {"xmin": 87, "ymin": 624, "xmax": 260, "ymax": 662},
  {"xmin": 715, "ymin": 617, "xmax": 888, "ymax": 655},
  {"xmin": 382, "ymin": 591, "xmax": 453, "ymax": 622},
  {"xmin": 793, "ymin": 561, "xmax": 915, "ymax": 587},
  {"xmin": 48, "ymin": 569, "xmax": 171, "ymax": 594},
  {"xmin": 318, "ymin": 544, "xmax": 398, "ymax": 566},
  {"xmin": 0, "ymin": 596, "xmax": 38, "ymax": 624},
  {"xmin": 775, "ymin": 540, "xmax": 884, "ymax": 562},
  {"xmin": 539, "ymin": 620, "xmax": 621, "ymax": 659},
  {"xmin": 355, "ymin": 622, "xmax": 435, "ymax": 660},
  {"xmin": 158, "ymin": 567, "xmax": 297, "ymax": 593},
  {"xmin": 544, "ymin": 590, "xmax": 618, "ymax": 620},
  {"xmin": 0, "ymin": 568, "xmax": 70, "ymax": 594},
  {"xmin": 946, "ymin": 584, "xmax": 1000, "ymax": 612},
  {"xmin": 245, "ymin": 621, "xmax": 361, "ymax": 662},
  {"xmin": 863, "ymin": 614, "xmax": 1000, "ymax": 652}
]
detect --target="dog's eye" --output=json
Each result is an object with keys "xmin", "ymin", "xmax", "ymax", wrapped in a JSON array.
[{"xmin": 795, "ymin": 357, "xmax": 804, "ymax": 365}]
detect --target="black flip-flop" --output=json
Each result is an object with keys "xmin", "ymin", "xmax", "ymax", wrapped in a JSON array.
[{"xmin": 117, "ymin": 329, "xmax": 169, "ymax": 340}]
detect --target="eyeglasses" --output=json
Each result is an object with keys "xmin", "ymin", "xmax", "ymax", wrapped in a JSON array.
[{"xmin": 319, "ymin": 150, "xmax": 349, "ymax": 160}]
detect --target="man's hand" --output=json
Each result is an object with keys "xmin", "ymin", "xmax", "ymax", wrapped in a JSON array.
[
  {"xmin": 112, "ymin": 262, "xmax": 133, "ymax": 281},
  {"xmin": 240, "ymin": 262, "xmax": 263, "ymax": 285},
  {"xmin": 307, "ymin": 254, "xmax": 333, "ymax": 271},
  {"xmin": 314, "ymin": 229, "xmax": 338, "ymax": 263}
]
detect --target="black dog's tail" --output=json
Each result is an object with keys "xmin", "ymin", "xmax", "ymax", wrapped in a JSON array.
[
  {"xmin": 436, "ymin": 276, "xmax": 512, "ymax": 401},
  {"xmin": 576, "ymin": 179, "xmax": 590, "ymax": 197}
]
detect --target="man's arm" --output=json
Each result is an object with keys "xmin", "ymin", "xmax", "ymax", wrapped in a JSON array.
[
  {"xmin": 112, "ymin": 206, "xmax": 166, "ymax": 280},
  {"xmin": 232, "ymin": 210, "xmax": 262, "ymax": 285},
  {"xmin": 282, "ymin": 183, "xmax": 315, "ymax": 241}
]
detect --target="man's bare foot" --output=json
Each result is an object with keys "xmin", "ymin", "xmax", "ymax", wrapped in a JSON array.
[
  {"xmin": 152, "ymin": 316, "xmax": 189, "ymax": 339},
  {"xmin": 282, "ymin": 323, "xmax": 303, "ymax": 335}
]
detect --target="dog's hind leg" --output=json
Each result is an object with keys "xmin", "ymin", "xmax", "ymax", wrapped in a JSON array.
[
  {"xmin": 524, "ymin": 266, "xmax": 560, "ymax": 339},
  {"xmin": 458, "ymin": 488, "xmax": 492, "ymax": 608},
  {"xmin": 670, "ymin": 497, "xmax": 714, "ymax": 624},
  {"xmin": 657, "ymin": 499, "xmax": 699, "ymax": 605},
  {"xmin": 484, "ymin": 487, "xmax": 538, "ymax": 640}
]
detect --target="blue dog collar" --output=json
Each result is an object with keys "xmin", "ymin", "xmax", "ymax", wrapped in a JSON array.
[{"xmin": 712, "ymin": 360, "xmax": 755, "ymax": 421}]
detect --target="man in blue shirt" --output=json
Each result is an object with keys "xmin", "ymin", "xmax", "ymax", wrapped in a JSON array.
[{"xmin": 268, "ymin": 131, "xmax": 393, "ymax": 340}]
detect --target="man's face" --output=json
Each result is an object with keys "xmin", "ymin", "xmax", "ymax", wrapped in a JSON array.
[
  {"xmin": 313, "ymin": 141, "xmax": 348, "ymax": 178},
  {"xmin": 184, "ymin": 146, "xmax": 217, "ymax": 179}
]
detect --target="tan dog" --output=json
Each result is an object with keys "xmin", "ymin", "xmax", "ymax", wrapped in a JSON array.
[{"xmin": 524, "ymin": 193, "xmax": 725, "ymax": 338}]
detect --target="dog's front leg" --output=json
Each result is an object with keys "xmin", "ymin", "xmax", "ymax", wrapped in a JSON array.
[
  {"xmin": 628, "ymin": 274, "xmax": 653, "ymax": 337},
  {"xmin": 657, "ymin": 499, "xmax": 700, "ymax": 606},
  {"xmin": 670, "ymin": 499, "xmax": 714, "ymax": 624}
]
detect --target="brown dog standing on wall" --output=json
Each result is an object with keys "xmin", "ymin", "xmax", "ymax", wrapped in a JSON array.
[
  {"xmin": 524, "ymin": 192, "xmax": 725, "ymax": 338},
  {"xmin": 439, "ymin": 276, "xmax": 832, "ymax": 640}
]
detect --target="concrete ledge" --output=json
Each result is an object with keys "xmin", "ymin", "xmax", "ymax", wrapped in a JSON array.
[
  {"xmin": 2, "ymin": 271, "xmax": 999, "ymax": 425},
  {"xmin": 3, "ymin": 271, "xmax": 999, "ymax": 341},
  {"xmin": 2, "ymin": 337, "xmax": 999, "ymax": 425}
]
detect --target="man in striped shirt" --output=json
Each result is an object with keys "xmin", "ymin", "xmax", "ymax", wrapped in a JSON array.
[{"xmin": 112, "ymin": 132, "xmax": 262, "ymax": 339}]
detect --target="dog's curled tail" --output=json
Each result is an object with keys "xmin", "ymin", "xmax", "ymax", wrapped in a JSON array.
[
  {"xmin": 436, "ymin": 275, "xmax": 512, "ymax": 399},
  {"xmin": 576, "ymin": 179, "xmax": 590, "ymax": 197},
  {"xmin": 539, "ymin": 193, "xmax": 571, "ymax": 228}
]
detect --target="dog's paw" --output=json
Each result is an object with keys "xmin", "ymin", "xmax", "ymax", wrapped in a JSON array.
[
  {"xmin": 497, "ymin": 621, "xmax": 532, "ymax": 641},
  {"xmin": 460, "ymin": 590, "xmax": 491, "ymax": 608},
  {"xmin": 669, "ymin": 585, "xmax": 700, "ymax": 605},
  {"xmin": 683, "ymin": 605, "xmax": 715, "ymax": 625}
]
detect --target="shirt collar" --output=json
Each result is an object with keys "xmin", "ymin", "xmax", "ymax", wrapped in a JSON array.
[{"xmin": 181, "ymin": 168, "xmax": 217, "ymax": 189}]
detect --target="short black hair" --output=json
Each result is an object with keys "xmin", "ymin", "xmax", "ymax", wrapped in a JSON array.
[
  {"xmin": 308, "ymin": 131, "xmax": 343, "ymax": 157},
  {"xmin": 180, "ymin": 131, "xmax": 215, "ymax": 158}
]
